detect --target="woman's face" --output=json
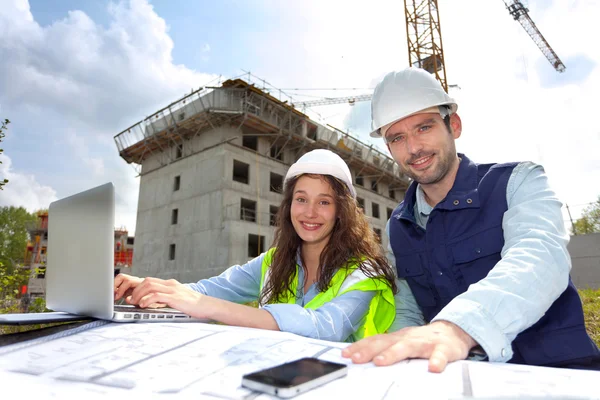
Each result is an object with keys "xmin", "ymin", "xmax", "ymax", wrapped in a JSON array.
[{"xmin": 290, "ymin": 175, "xmax": 337, "ymax": 248}]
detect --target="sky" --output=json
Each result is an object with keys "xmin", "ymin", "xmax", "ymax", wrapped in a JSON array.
[{"xmin": 0, "ymin": 0, "xmax": 598, "ymax": 235}]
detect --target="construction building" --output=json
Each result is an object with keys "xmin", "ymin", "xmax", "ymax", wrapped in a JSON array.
[
  {"xmin": 114, "ymin": 77, "xmax": 411, "ymax": 283},
  {"xmin": 23, "ymin": 211, "xmax": 134, "ymax": 298},
  {"xmin": 114, "ymin": 228, "xmax": 135, "ymax": 276},
  {"xmin": 23, "ymin": 211, "xmax": 49, "ymax": 297}
]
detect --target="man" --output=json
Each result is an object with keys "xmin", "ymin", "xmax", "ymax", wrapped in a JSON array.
[{"xmin": 342, "ymin": 67, "xmax": 600, "ymax": 372}]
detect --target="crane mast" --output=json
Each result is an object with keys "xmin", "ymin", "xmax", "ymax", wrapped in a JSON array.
[
  {"xmin": 404, "ymin": 0, "xmax": 448, "ymax": 92},
  {"xmin": 503, "ymin": 0, "xmax": 566, "ymax": 72}
]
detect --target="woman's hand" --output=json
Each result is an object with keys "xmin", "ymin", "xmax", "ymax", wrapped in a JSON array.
[
  {"xmin": 127, "ymin": 277, "xmax": 279, "ymax": 329},
  {"xmin": 127, "ymin": 277, "xmax": 207, "ymax": 318},
  {"xmin": 114, "ymin": 273, "xmax": 144, "ymax": 301}
]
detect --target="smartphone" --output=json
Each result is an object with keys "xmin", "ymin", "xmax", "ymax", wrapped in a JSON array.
[{"xmin": 241, "ymin": 357, "xmax": 348, "ymax": 398}]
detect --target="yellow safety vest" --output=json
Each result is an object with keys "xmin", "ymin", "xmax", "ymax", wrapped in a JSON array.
[{"xmin": 259, "ymin": 248, "xmax": 395, "ymax": 341}]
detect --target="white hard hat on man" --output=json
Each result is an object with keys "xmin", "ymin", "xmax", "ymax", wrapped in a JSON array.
[{"xmin": 370, "ymin": 67, "xmax": 458, "ymax": 138}]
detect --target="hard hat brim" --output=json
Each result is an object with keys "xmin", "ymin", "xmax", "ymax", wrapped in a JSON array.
[{"xmin": 370, "ymin": 103, "xmax": 458, "ymax": 138}]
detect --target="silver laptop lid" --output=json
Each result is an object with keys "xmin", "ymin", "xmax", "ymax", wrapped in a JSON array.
[{"xmin": 47, "ymin": 183, "xmax": 115, "ymax": 320}]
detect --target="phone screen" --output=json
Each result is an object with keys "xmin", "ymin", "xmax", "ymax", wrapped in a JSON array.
[{"xmin": 243, "ymin": 358, "xmax": 346, "ymax": 388}]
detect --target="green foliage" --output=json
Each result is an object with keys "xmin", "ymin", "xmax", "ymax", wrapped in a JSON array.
[
  {"xmin": 0, "ymin": 262, "xmax": 51, "ymax": 334},
  {"xmin": 580, "ymin": 288, "xmax": 600, "ymax": 347},
  {"xmin": 0, "ymin": 206, "xmax": 37, "ymax": 268},
  {"xmin": 0, "ymin": 261, "xmax": 30, "ymax": 300},
  {"xmin": 28, "ymin": 297, "xmax": 48, "ymax": 313},
  {"xmin": 0, "ymin": 118, "xmax": 9, "ymax": 190},
  {"xmin": 573, "ymin": 196, "xmax": 600, "ymax": 235}
]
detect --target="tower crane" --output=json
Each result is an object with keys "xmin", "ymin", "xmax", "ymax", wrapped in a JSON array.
[
  {"xmin": 502, "ymin": 0, "xmax": 566, "ymax": 72},
  {"xmin": 291, "ymin": 1, "xmax": 565, "ymax": 111},
  {"xmin": 404, "ymin": 0, "xmax": 448, "ymax": 92},
  {"xmin": 292, "ymin": 94, "xmax": 372, "ymax": 109}
]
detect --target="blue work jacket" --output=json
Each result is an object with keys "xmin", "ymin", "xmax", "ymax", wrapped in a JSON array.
[{"xmin": 389, "ymin": 155, "xmax": 600, "ymax": 368}]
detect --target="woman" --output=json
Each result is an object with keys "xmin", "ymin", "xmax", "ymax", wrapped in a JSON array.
[{"xmin": 114, "ymin": 149, "xmax": 397, "ymax": 342}]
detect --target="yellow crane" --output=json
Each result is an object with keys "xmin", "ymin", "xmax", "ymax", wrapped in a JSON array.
[
  {"xmin": 293, "ymin": 1, "xmax": 565, "ymax": 110},
  {"xmin": 404, "ymin": 0, "xmax": 449, "ymax": 92}
]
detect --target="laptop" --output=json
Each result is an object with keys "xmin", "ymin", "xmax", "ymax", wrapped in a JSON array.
[{"xmin": 41, "ymin": 182, "xmax": 194, "ymax": 323}]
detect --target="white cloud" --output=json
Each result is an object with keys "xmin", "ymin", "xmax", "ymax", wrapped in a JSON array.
[
  {"xmin": 0, "ymin": 154, "xmax": 57, "ymax": 211},
  {"xmin": 0, "ymin": 0, "xmax": 219, "ymax": 233},
  {"xmin": 0, "ymin": 0, "xmax": 217, "ymax": 131},
  {"xmin": 66, "ymin": 130, "xmax": 105, "ymax": 177}
]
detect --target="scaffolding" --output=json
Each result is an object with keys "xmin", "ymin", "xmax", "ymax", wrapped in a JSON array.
[{"xmin": 114, "ymin": 76, "xmax": 410, "ymax": 191}]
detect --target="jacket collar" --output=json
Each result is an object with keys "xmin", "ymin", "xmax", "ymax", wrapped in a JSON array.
[{"xmin": 397, "ymin": 153, "xmax": 480, "ymax": 222}]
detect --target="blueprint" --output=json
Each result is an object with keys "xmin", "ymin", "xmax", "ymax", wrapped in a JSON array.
[{"xmin": 0, "ymin": 321, "xmax": 598, "ymax": 399}]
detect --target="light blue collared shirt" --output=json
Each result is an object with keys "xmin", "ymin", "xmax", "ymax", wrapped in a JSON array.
[
  {"xmin": 387, "ymin": 161, "xmax": 571, "ymax": 362},
  {"xmin": 186, "ymin": 253, "xmax": 375, "ymax": 342}
]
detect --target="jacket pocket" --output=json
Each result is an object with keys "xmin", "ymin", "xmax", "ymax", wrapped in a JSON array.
[
  {"xmin": 395, "ymin": 253, "xmax": 436, "ymax": 307},
  {"xmin": 450, "ymin": 227, "xmax": 504, "ymax": 284}
]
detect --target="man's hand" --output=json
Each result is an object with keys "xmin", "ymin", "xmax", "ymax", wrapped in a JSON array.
[{"xmin": 341, "ymin": 321, "xmax": 477, "ymax": 373}]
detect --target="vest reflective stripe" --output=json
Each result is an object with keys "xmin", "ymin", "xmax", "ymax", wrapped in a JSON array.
[{"xmin": 259, "ymin": 248, "xmax": 395, "ymax": 340}]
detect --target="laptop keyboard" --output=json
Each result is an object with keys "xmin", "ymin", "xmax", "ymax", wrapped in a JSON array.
[{"xmin": 114, "ymin": 305, "xmax": 180, "ymax": 314}]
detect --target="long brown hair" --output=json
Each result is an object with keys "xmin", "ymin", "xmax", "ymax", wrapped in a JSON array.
[{"xmin": 259, "ymin": 174, "xmax": 398, "ymax": 305}]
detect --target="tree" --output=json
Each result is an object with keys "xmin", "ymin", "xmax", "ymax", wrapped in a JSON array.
[
  {"xmin": 0, "ymin": 206, "xmax": 37, "ymax": 268},
  {"xmin": 573, "ymin": 196, "xmax": 600, "ymax": 235},
  {"xmin": 0, "ymin": 118, "xmax": 9, "ymax": 190},
  {"xmin": 0, "ymin": 260, "xmax": 30, "ymax": 300}
]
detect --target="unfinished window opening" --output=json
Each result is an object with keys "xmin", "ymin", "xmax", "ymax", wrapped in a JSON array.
[
  {"xmin": 307, "ymin": 125, "xmax": 317, "ymax": 141},
  {"xmin": 387, "ymin": 207, "xmax": 394, "ymax": 221},
  {"xmin": 240, "ymin": 198, "xmax": 257, "ymax": 222},
  {"xmin": 171, "ymin": 208, "xmax": 179, "ymax": 225},
  {"xmin": 373, "ymin": 228, "xmax": 382, "ymax": 244},
  {"xmin": 242, "ymin": 135, "xmax": 258, "ymax": 151},
  {"xmin": 127, "ymin": 237, "xmax": 135, "ymax": 245},
  {"xmin": 233, "ymin": 160, "xmax": 250, "ymax": 184},
  {"xmin": 270, "ymin": 172, "xmax": 283, "ymax": 194},
  {"xmin": 173, "ymin": 175, "xmax": 181, "ymax": 191},
  {"xmin": 270, "ymin": 144, "xmax": 283, "ymax": 161},
  {"xmin": 371, "ymin": 180, "xmax": 379, "ymax": 193},
  {"xmin": 176, "ymin": 144, "xmax": 183, "ymax": 159},
  {"xmin": 357, "ymin": 197, "xmax": 365, "ymax": 211},
  {"xmin": 355, "ymin": 174, "xmax": 364, "ymax": 187},
  {"xmin": 248, "ymin": 234, "xmax": 265, "ymax": 258},
  {"xmin": 169, "ymin": 244, "xmax": 176, "ymax": 261},
  {"xmin": 389, "ymin": 188, "xmax": 396, "ymax": 199},
  {"xmin": 372, "ymin": 202, "xmax": 380, "ymax": 219},
  {"xmin": 270, "ymin": 205, "xmax": 279, "ymax": 226}
]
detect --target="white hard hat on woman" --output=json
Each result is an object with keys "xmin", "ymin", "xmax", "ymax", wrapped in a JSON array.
[
  {"xmin": 285, "ymin": 149, "xmax": 356, "ymax": 198},
  {"xmin": 370, "ymin": 67, "xmax": 458, "ymax": 138}
]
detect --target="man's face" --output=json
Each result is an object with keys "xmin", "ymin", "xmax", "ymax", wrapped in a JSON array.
[{"xmin": 384, "ymin": 112, "xmax": 462, "ymax": 185}]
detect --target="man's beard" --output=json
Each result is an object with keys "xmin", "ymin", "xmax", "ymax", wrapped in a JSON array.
[{"xmin": 401, "ymin": 141, "xmax": 456, "ymax": 185}]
